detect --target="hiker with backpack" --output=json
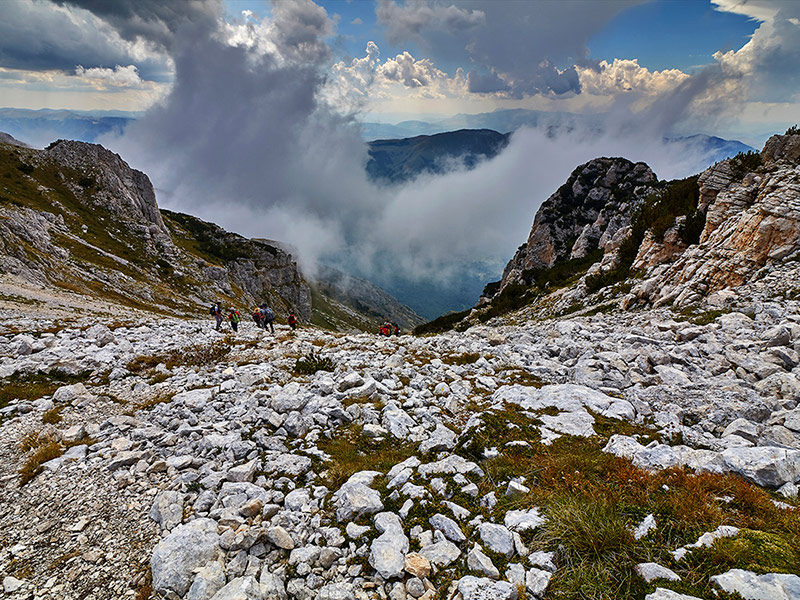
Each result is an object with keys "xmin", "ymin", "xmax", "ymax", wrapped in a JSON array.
[
  {"xmin": 228, "ymin": 307, "xmax": 242, "ymax": 332},
  {"xmin": 259, "ymin": 303, "xmax": 275, "ymax": 334},
  {"xmin": 288, "ymin": 313, "xmax": 297, "ymax": 331},
  {"xmin": 252, "ymin": 307, "xmax": 263, "ymax": 329},
  {"xmin": 210, "ymin": 302, "xmax": 223, "ymax": 331}
]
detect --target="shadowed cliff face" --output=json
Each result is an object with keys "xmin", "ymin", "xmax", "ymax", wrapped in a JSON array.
[{"xmin": 0, "ymin": 139, "xmax": 311, "ymax": 319}]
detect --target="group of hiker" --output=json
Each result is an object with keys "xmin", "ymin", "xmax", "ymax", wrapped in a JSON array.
[
  {"xmin": 210, "ymin": 302, "xmax": 297, "ymax": 333},
  {"xmin": 379, "ymin": 321, "xmax": 400, "ymax": 336}
]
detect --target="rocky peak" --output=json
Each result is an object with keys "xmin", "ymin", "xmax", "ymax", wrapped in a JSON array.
[
  {"xmin": 496, "ymin": 157, "xmax": 656, "ymax": 293},
  {"xmin": 762, "ymin": 132, "xmax": 800, "ymax": 168},
  {"xmin": 42, "ymin": 140, "xmax": 169, "ymax": 248},
  {"xmin": 628, "ymin": 132, "xmax": 800, "ymax": 308}
]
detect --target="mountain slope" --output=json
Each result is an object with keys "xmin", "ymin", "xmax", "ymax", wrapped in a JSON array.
[
  {"xmin": 366, "ymin": 129, "xmax": 509, "ymax": 184},
  {"xmin": 311, "ymin": 265, "xmax": 424, "ymax": 332},
  {"xmin": 0, "ymin": 138, "xmax": 311, "ymax": 319}
]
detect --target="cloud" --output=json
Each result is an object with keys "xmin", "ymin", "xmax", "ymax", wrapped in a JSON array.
[
  {"xmin": 378, "ymin": 51, "xmax": 448, "ymax": 88},
  {"xmin": 577, "ymin": 59, "xmax": 690, "ymax": 96},
  {"xmin": 376, "ymin": 0, "xmax": 485, "ymax": 44},
  {"xmin": 711, "ymin": 0, "xmax": 800, "ymax": 103},
  {"xmin": 51, "ymin": 0, "xmax": 222, "ymax": 51},
  {"xmin": 325, "ymin": 41, "xmax": 470, "ymax": 111},
  {"xmin": 0, "ymin": 0, "xmax": 168, "ymax": 79},
  {"xmin": 74, "ymin": 64, "xmax": 143, "ymax": 88},
  {"xmin": 375, "ymin": 0, "xmax": 641, "ymax": 96},
  {"xmin": 351, "ymin": 17, "xmax": 363, "ymax": 25}
]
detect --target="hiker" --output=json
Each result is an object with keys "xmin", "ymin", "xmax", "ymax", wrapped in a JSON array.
[
  {"xmin": 379, "ymin": 321, "xmax": 392, "ymax": 336},
  {"xmin": 251, "ymin": 307, "xmax": 263, "ymax": 329},
  {"xmin": 391, "ymin": 322, "xmax": 400, "ymax": 336},
  {"xmin": 288, "ymin": 313, "xmax": 297, "ymax": 330},
  {"xmin": 259, "ymin": 303, "xmax": 275, "ymax": 334},
  {"xmin": 210, "ymin": 302, "xmax": 223, "ymax": 331},
  {"xmin": 228, "ymin": 307, "xmax": 241, "ymax": 332}
]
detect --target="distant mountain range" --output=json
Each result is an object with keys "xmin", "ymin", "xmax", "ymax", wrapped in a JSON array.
[{"xmin": 0, "ymin": 108, "xmax": 135, "ymax": 148}]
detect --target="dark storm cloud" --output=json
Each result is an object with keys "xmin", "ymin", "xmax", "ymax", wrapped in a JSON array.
[
  {"xmin": 104, "ymin": 1, "xmax": 378, "ymax": 269},
  {"xmin": 376, "ymin": 0, "xmax": 641, "ymax": 96},
  {"xmin": 51, "ymin": 0, "xmax": 222, "ymax": 51},
  {"xmin": 0, "ymin": 0, "xmax": 166, "ymax": 78},
  {"xmin": 466, "ymin": 69, "xmax": 508, "ymax": 93}
]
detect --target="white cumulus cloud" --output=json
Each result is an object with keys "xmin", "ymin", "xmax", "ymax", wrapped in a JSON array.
[{"xmin": 74, "ymin": 64, "xmax": 143, "ymax": 88}]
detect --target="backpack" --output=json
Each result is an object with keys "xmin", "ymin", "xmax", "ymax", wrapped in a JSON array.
[
  {"xmin": 210, "ymin": 305, "xmax": 218, "ymax": 316},
  {"xmin": 263, "ymin": 307, "xmax": 275, "ymax": 322}
]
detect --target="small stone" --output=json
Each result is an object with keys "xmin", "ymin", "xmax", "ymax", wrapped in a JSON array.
[
  {"xmin": 266, "ymin": 526, "xmax": 295, "ymax": 550},
  {"xmin": 478, "ymin": 522, "xmax": 515, "ymax": 557},
  {"xmin": 467, "ymin": 545, "xmax": 499, "ymax": 579},
  {"xmin": 3, "ymin": 576, "xmax": 24, "ymax": 593},
  {"xmin": 404, "ymin": 552, "xmax": 431, "ymax": 579},
  {"xmin": 635, "ymin": 563, "xmax": 681, "ymax": 583},
  {"xmin": 239, "ymin": 498, "xmax": 263, "ymax": 518},
  {"xmin": 429, "ymin": 513, "xmax": 466, "ymax": 543}
]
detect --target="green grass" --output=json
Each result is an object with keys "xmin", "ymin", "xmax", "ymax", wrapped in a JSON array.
[
  {"xmin": 317, "ymin": 424, "xmax": 417, "ymax": 490},
  {"xmin": 293, "ymin": 351, "xmax": 335, "ymax": 375},
  {"xmin": 0, "ymin": 371, "xmax": 91, "ymax": 410}
]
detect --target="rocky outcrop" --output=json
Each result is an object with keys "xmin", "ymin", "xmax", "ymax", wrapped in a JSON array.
[
  {"xmin": 630, "ymin": 133, "xmax": 800, "ymax": 307},
  {"xmin": 497, "ymin": 157, "xmax": 656, "ymax": 293}
]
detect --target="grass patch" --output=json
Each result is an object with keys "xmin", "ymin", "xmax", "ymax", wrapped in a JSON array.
[
  {"xmin": 126, "ymin": 341, "xmax": 231, "ymax": 375},
  {"xmin": 293, "ymin": 351, "xmax": 335, "ymax": 375},
  {"xmin": 19, "ymin": 439, "xmax": 64, "ymax": 485},
  {"xmin": 449, "ymin": 405, "xmax": 799, "ymax": 599},
  {"xmin": 441, "ymin": 352, "xmax": 481, "ymax": 366},
  {"xmin": 41, "ymin": 405, "xmax": 63, "ymax": 424},
  {"xmin": 0, "ymin": 370, "xmax": 91, "ymax": 409},
  {"xmin": 317, "ymin": 424, "xmax": 416, "ymax": 490}
]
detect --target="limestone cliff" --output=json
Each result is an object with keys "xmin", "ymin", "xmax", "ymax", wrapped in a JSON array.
[
  {"xmin": 495, "ymin": 157, "xmax": 656, "ymax": 294},
  {"xmin": 628, "ymin": 133, "xmax": 800, "ymax": 308}
]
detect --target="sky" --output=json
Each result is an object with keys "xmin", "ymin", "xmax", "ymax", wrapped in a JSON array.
[
  {"xmin": 0, "ymin": 0, "xmax": 799, "ymax": 316},
  {"xmin": 1, "ymin": 1, "xmax": 798, "ymax": 141}
]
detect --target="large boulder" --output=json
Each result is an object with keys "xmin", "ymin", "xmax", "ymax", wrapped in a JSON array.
[
  {"xmin": 151, "ymin": 518, "xmax": 220, "ymax": 596},
  {"xmin": 721, "ymin": 446, "xmax": 800, "ymax": 488}
]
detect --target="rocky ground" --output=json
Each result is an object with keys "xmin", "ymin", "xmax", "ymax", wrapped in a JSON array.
[{"xmin": 1, "ymin": 290, "xmax": 799, "ymax": 600}]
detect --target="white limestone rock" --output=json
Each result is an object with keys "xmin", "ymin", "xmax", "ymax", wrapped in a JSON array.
[
  {"xmin": 635, "ymin": 562, "xmax": 680, "ymax": 583},
  {"xmin": 478, "ymin": 523, "xmax": 515, "ymax": 558},
  {"xmin": 710, "ymin": 569, "xmax": 800, "ymax": 600},
  {"xmin": 151, "ymin": 518, "xmax": 220, "ymax": 596}
]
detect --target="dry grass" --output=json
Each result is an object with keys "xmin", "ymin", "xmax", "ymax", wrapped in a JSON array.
[
  {"xmin": 126, "ymin": 342, "xmax": 231, "ymax": 375},
  {"xmin": 450, "ymin": 404, "xmax": 800, "ymax": 599},
  {"xmin": 19, "ymin": 440, "xmax": 64, "ymax": 486},
  {"xmin": 441, "ymin": 352, "xmax": 481, "ymax": 365},
  {"xmin": 41, "ymin": 405, "xmax": 64, "ymax": 424}
]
